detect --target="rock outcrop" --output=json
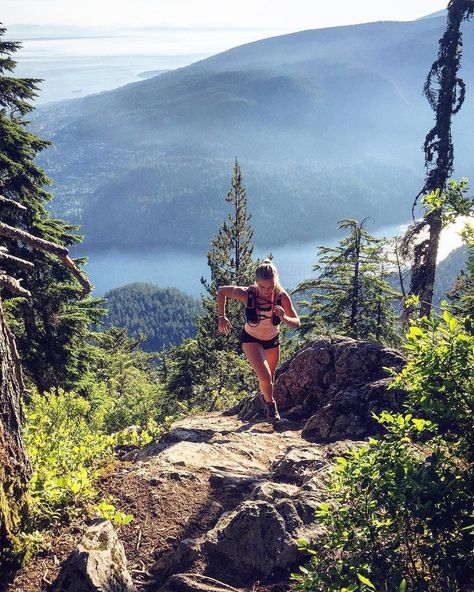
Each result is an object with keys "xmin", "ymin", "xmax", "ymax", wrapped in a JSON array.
[
  {"xmin": 50, "ymin": 519, "xmax": 137, "ymax": 592},
  {"xmin": 233, "ymin": 335, "xmax": 406, "ymax": 441}
]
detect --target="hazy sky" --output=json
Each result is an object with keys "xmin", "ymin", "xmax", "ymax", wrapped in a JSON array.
[{"xmin": 4, "ymin": 0, "xmax": 448, "ymax": 31}]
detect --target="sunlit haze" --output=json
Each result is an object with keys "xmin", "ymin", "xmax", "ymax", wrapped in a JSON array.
[{"xmin": 4, "ymin": 0, "xmax": 448, "ymax": 32}]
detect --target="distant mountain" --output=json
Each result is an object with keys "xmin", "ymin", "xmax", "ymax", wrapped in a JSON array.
[
  {"xmin": 417, "ymin": 10, "xmax": 447, "ymax": 20},
  {"xmin": 103, "ymin": 283, "xmax": 202, "ymax": 351},
  {"xmin": 31, "ymin": 14, "xmax": 474, "ymax": 251}
]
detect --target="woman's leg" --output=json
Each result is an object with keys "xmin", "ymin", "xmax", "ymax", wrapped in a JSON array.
[
  {"xmin": 242, "ymin": 342, "xmax": 274, "ymax": 403},
  {"xmin": 264, "ymin": 346, "xmax": 280, "ymax": 383}
]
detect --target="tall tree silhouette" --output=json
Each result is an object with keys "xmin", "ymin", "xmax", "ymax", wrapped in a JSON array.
[
  {"xmin": 0, "ymin": 23, "xmax": 91, "ymax": 567},
  {"xmin": 402, "ymin": 0, "xmax": 474, "ymax": 317}
]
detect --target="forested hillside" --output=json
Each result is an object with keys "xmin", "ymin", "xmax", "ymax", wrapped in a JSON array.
[
  {"xmin": 103, "ymin": 283, "xmax": 202, "ymax": 350},
  {"xmin": 30, "ymin": 15, "xmax": 474, "ymax": 250}
]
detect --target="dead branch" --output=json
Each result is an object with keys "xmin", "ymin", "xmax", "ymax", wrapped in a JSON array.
[
  {"xmin": 62, "ymin": 254, "xmax": 93, "ymax": 297},
  {"xmin": 0, "ymin": 223, "xmax": 92, "ymax": 296},
  {"xmin": 0, "ymin": 251, "xmax": 35, "ymax": 270},
  {"xmin": 0, "ymin": 273, "xmax": 31, "ymax": 297},
  {"xmin": 0, "ymin": 195, "xmax": 27, "ymax": 212},
  {"xmin": 0, "ymin": 222, "xmax": 68, "ymax": 257}
]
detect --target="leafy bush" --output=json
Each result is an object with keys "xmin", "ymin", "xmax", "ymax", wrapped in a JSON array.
[
  {"xmin": 292, "ymin": 309, "xmax": 474, "ymax": 592},
  {"xmin": 23, "ymin": 389, "xmax": 116, "ymax": 523},
  {"xmin": 22, "ymin": 388, "xmax": 167, "ymax": 527}
]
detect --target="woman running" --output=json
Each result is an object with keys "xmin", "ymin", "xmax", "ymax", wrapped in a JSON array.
[{"xmin": 217, "ymin": 259, "xmax": 301, "ymax": 421}]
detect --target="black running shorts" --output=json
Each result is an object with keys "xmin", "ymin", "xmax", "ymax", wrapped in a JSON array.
[{"xmin": 240, "ymin": 327, "xmax": 280, "ymax": 350}]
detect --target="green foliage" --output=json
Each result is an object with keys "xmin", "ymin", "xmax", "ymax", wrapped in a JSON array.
[
  {"xmin": 421, "ymin": 178, "xmax": 473, "ymax": 226},
  {"xmin": 294, "ymin": 219, "xmax": 401, "ymax": 345},
  {"xmin": 292, "ymin": 309, "xmax": 474, "ymax": 592},
  {"xmin": 449, "ymin": 223, "xmax": 474, "ymax": 319},
  {"xmin": 81, "ymin": 327, "xmax": 169, "ymax": 432},
  {"xmin": 159, "ymin": 338, "xmax": 256, "ymax": 413},
  {"xmin": 22, "ymin": 384, "xmax": 169, "ymax": 528},
  {"xmin": 23, "ymin": 389, "xmax": 116, "ymax": 523},
  {"xmin": 94, "ymin": 501, "xmax": 134, "ymax": 526},
  {"xmin": 103, "ymin": 283, "xmax": 202, "ymax": 351}
]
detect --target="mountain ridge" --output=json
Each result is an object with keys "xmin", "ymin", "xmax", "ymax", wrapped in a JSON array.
[{"xmin": 31, "ymin": 14, "xmax": 474, "ymax": 250}]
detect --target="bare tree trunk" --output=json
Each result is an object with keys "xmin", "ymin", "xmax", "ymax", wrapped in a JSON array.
[
  {"xmin": 0, "ymin": 299, "xmax": 31, "ymax": 567},
  {"xmin": 405, "ymin": 0, "xmax": 474, "ymax": 317},
  {"xmin": 419, "ymin": 211, "xmax": 443, "ymax": 317}
]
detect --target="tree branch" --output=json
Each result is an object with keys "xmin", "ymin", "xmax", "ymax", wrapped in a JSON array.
[
  {"xmin": 0, "ymin": 251, "xmax": 35, "ymax": 270},
  {"xmin": 0, "ymin": 274, "xmax": 31, "ymax": 297},
  {"xmin": 0, "ymin": 223, "xmax": 92, "ymax": 296},
  {"xmin": 0, "ymin": 195, "xmax": 27, "ymax": 212},
  {"xmin": 0, "ymin": 222, "xmax": 68, "ymax": 257}
]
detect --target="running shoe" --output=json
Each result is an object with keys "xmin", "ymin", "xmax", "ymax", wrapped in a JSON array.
[{"xmin": 265, "ymin": 400, "xmax": 281, "ymax": 422}]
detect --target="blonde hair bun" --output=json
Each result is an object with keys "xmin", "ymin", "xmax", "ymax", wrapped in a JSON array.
[{"xmin": 255, "ymin": 259, "xmax": 283, "ymax": 293}]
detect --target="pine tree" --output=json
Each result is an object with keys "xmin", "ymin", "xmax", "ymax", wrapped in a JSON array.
[
  {"xmin": 0, "ymin": 24, "xmax": 103, "ymax": 394},
  {"xmin": 197, "ymin": 158, "xmax": 255, "ymax": 353},
  {"xmin": 294, "ymin": 219, "xmax": 400, "ymax": 344},
  {"xmin": 0, "ymin": 25, "xmax": 98, "ymax": 564},
  {"xmin": 162, "ymin": 159, "xmax": 257, "ymax": 411}
]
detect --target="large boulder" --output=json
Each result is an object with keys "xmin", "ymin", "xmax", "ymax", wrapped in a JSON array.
[
  {"xmin": 50, "ymin": 519, "xmax": 136, "ymax": 592},
  {"xmin": 203, "ymin": 500, "xmax": 299, "ymax": 581},
  {"xmin": 274, "ymin": 336, "xmax": 406, "ymax": 441}
]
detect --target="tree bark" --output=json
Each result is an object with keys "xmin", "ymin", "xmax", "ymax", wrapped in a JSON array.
[{"xmin": 0, "ymin": 299, "xmax": 31, "ymax": 567}]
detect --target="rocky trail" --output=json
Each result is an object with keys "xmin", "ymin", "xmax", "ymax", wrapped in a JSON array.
[{"xmin": 5, "ymin": 336, "xmax": 406, "ymax": 592}]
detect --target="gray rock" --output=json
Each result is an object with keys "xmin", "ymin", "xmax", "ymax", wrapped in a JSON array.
[
  {"xmin": 159, "ymin": 573, "xmax": 240, "ymax": 592},
  {"xmin": 273, "ymin": 336, "xmax": 405, "ymax": 440},
  {"xmin": 302, "ymin": 378, "xmax": 404, "ymax": 442},
  {"xmin": 151, "ymin": 538, "xmax": 203, "ymax": 585},
  {"xmin": 250, "ymin": 481, "xmax": 300, "ymax": 502},
  {"xmin": 274, "ymin": 499, "xmax": 303, "ymax": 533},
  {"xmin": 50, "ymin": 519, "xmax": 136, "ymax": 592},
  {"xmin": 203, "ymin": 501, "xmax": 298, "ymax": 580},
  {"xmin": 271, "ymin": 447, "xmax": 326, "ymax": 483}
]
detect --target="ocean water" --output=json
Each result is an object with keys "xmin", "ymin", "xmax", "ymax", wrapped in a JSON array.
[{"xmin": 7, "ymin": 27, "xmax": 264, "ymax": 103}]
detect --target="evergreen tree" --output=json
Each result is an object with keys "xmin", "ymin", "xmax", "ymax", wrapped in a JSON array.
[
  {"xmin": 161, "ymin": 159, "xmax": 257, "ymax": 412},
  {"xmin": 197, "ymin": 158, "xmax": 255, "ymax": 353},
  {"xmin": 294, "ymin": 219, "xmax": 400, "ymax": 344},
  {"xmin": 0, "ymin": 24, "xmax": 103, "ymax": 393}
]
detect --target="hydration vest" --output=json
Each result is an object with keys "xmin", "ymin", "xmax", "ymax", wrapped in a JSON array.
[{"xmin": 245, "ymin": 286, "xmax": 282, "ymax": 326}]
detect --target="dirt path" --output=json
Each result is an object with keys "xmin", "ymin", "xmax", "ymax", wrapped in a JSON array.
[{"xmin": 5, "ymin": 413, "xmax": 309, "ymax": 592}]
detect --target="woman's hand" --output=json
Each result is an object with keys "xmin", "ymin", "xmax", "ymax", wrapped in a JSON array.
[
  {"xmin": 273, "ymin": 305, "xmax": 286, "ymax": 321},
  {"xmin": 218, "ymin": 315, "xmax": 232, "ymax": 335}
]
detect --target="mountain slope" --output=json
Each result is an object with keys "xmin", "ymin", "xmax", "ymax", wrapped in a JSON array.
[{"xmin": 32, "ymin": 15, "xmax": 474, "ymax": 250}]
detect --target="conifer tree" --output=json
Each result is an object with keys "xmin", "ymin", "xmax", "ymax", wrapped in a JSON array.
[
  {"xmin": 294, "ymin": 219, "xmax": 400, "ymax": 344},
  {"xmin": 197, "ymin": 158, "xmax": 255, "ymax": 353},
  {"xmin": 163, "ymin": 159, "xmax": 257, "ymax": 411},
  {"xmin": 0, "ymin": 25, "xmax": 96, "ymax": 564},
  {"xmin": 0, "ymin": 24, "xmax": 102, "ymax": 393}
]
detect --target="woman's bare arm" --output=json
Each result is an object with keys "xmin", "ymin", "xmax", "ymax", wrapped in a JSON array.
[
  {"xmin": 275, "ymin": 291, "xmax": 301, "ymax": 329},
  {"xmin": 217, "ymin": 286, "xmax": 248, "ymax": 314},
  {"xmin": 217, "ymin": 286, "xmax": 248, "ymax": 334}
]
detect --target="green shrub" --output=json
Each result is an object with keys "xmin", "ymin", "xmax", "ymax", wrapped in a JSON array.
[
  {"xmin": 292, "ymin": 309, "xmax": 474, "ymax": 592},
  {"xmin": 23, "ymin": 389, "xmax": 116, "ymax": 523}
]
